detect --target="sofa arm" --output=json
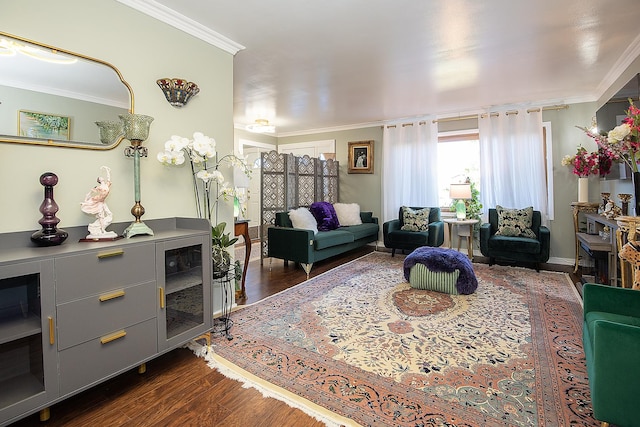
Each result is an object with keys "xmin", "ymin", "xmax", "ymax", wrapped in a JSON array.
[
  {"xmin": 267, "ymin": 226, "xmax": 315, "ymax": 264},
  {"xmin": 428, "ymin": 221, "xmax": 444, "ymax": 247},
  {"xmin": 589, "ymin": 319, "xmax": 640, "ymax": 425},
  {"xmin": 383, "ymin": 219, "xmax": 400, "ymax": 246},
  {"xmin": 479, "ymin": 222, "xmax": 492, "ymax": 255},
  {"xmin": 538, "ymin": 225, "xmax": 550, "ymax": 261},
  {"xmin": 584, "ymin": 283, "xmax": 640, "ymax": 319}
]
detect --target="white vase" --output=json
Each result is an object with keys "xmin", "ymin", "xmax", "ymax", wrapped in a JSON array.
[{"xmin": 578, "ymin": 177, "xmax": 589, "ymax": 202}]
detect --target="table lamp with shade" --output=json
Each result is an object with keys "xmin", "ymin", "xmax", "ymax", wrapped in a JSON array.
[{"xmin": 450, "ymin": 183, "xmax": 472, "ymax": 220}]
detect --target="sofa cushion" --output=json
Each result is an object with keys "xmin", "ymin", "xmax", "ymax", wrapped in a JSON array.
[
  {"xmin": 361, "ymin": 211, "xmax": 374, "ymax": 223},
  {"xmin": 314, "ymin": 230, "xmax": 354, "ymax": 250},
  {"xmin": 387, "ymin": 230, "xmax": 430, "ymax": 245},
  {"xmin": 495, "ymin": 205, "xmax": 536, "ymax": 238},
  {"xmin": 334, "ymin": 203, "xmax": 362, "ymax": 226},
  {"xmin": 288, "ymin": 207, "xmax": 318, "ymax": 234},
  {"xmin": 310, "ymin": 202, "xmax": 340, "ymax": 231},
  {"xmin": 400, "ymin": 206, "xmax": 431, "ymax": 231},
  {"xmin": 340, "ymin": 222, "xmax": 378, "ymax": 240},
  {"xmin": 585, "ymin": 311, "xmax": 640, "ymax": 349},
  {"xmin": 488, "ymin": 234, "xmax": 540, "ymax": 253}
]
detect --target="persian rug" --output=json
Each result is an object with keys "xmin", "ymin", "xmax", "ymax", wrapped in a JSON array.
[{"xmin": 194, "ymin": 252, "xmax": 596, "ymax": 427}]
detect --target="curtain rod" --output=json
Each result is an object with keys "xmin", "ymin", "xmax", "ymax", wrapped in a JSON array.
[
  {"xmin": 431, "ymin": 104, "xmax": 569, "ymax": 123},
  {"xmin": 384, "ymin": 104, "xmax": 569, "ymax": 128}
]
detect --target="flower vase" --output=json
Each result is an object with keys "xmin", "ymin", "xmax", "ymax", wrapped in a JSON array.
[
  {"xmin": 578, "ymin": 177, "xmax": 589, "ymax": 203},
  {"xmin": 633, "ymin": 172, "xmax": 640, "ymax": 216}
]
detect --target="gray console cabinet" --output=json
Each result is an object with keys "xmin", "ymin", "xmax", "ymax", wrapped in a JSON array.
[{"xmin": 0, "ymin": 218, "xmax": 212, "ymax": 426}]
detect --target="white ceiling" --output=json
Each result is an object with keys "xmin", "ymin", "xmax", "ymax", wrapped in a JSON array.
[{"xmin": 125, "ymin": 0, "xmax": 640, "ymax": 136}]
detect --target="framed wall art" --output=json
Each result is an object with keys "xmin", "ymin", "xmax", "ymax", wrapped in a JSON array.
[
  {"xmin": 348, "ymin": 140, "xmax": 373, "ymax": 174},
  {"xmin": 18, "ymin": 110, "xmax": 70, "ymax": 141}
]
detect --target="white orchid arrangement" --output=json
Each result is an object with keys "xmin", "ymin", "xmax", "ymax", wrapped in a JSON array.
[{"xmin": 157, "ymin": 132, "xmax": 251, "ymax": 222}]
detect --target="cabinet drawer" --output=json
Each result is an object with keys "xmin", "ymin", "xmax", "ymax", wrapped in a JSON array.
[
  {"xmin": 55, "ymin": 243, "xmax": 155, "ymax": 302},
  {"xmin": 58, "ymin": 318, "xmax": 157, "ymax": 396},
  {"xmin": 56, "ymin": 281, "xmax": 157, "ymax": 351}
]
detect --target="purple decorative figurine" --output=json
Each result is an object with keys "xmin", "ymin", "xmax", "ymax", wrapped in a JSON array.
[{"xmin": 31, "ymin": 172, "xmax": 68, "ymax": 246}]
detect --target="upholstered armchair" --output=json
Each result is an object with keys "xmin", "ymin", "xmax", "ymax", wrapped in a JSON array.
[
  {"xmin": 583, "ymin": 283, "xmax": 640, "ymax": 427},
  {"xmin": 479, "ymin": 207, "xmax": 549, "ymax": 271},
  {"xmin": 383, "ymin": 207, "xmax": 444, "ymax": 256}
]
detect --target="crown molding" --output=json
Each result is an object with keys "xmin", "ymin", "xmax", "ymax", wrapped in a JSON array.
[
  {"xmin": 115, "ymin": 0, "xmax": 245, "ymax": 55},
  {"xmin": 596, "ymin": 33, "xmax": 640, "ymax": 99}
]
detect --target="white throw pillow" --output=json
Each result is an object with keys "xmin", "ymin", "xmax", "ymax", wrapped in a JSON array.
[
  {"xmin": 333, "ymin": 203, "xmax": 362, "ymax": 226},
  {"xmin": 288, "ymin": 207, "xmax": 318, "ymax": 234}
]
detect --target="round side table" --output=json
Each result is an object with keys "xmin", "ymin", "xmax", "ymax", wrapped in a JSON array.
[{"xmin": 443, "ymin": 218, "xmax": 479, "ymax": 260}]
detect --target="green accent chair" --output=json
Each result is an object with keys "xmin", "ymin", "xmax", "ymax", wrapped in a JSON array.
[
  {"xmin": 583, "ymin": 283, "xmax": 640, "ymax": 427},
  {"xmin": 382, "ymin": 207, "xmax": 444, "ymax": 256},
  {"xmin": 479, "ymin": 208, "xmax": 550, "ymax": 271}
]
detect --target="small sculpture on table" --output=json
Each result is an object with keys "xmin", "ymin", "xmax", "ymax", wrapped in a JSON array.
[
  {"xmin": 31, "ymin": 172, "xmax": 68, "ymax": 246},
  {"xmin": 80, "ymin": 166, "xmax": 119, "ymax": 241},
  {"xmin": 603, "ymin": 199, "xmax": 622, "ymax": 219}
]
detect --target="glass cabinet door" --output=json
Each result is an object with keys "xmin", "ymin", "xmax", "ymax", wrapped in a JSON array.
[
  {"xmin": 0, "ymin": 260, "xmax": 56, "ymax": 424},
  {"xmin": 157, "ymin": 236, "xmax": 211, "ymax": 350}
]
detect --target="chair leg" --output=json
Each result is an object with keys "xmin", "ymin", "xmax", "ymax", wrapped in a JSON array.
[
  {"xmin": 601, "ymin": 422, "xmax": 610, "ymax": 427},
  {"xmin": 489, "ymin": 257, "xmax": 495, "ymax": 266},
  {"xmin": 535, "ymin": 263, "xmax": 540, "ymax": 272},
  {"xmin": 391, "ymin": 248, "xmax": 396, "ymax": 257}
]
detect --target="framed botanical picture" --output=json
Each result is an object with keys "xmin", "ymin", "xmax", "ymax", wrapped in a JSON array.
[
  {"xmin": 348, "ymin": 140, "xmax": 374, "ymax": 174},
  {"xmin": 18, "ymin": 110, "xmax": 70, "ymax": 141}
]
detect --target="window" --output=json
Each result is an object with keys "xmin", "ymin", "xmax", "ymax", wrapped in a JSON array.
[{"xmin": 437, "ymin": 131, "xmax": 480, "ymax": 208}]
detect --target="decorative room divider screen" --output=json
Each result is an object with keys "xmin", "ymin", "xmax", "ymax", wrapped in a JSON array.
[{"xmin": 259, "ymin": 150, "xmax": 339, "ymax": 261}]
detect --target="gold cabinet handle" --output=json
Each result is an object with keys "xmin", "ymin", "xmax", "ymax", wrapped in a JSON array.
[
  {"xmin": 100, "ymin": 330, "xmax": 126, "ymax": 344},
  {"xmin": 99, "ymin": 289, "xmax": 125, "ymax": 302},
  {"xmin": 159, "ymin": 287, "xmax": 165, "ymax": 309},
  {"xmin": 97, "ymin": 249, "xmax": 124, "ymax": 259},
  {"xmin": 48, "ymin": 316, "xmax": 55, "ymax": 345}
]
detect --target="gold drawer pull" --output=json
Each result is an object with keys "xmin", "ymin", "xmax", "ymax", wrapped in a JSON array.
[
  {"xmin": 99, "ymin": 290, "xmax": 125, "ymax": 302},
  {"xmin": 101, "ymin": 330, "xmax": 126, "ymax": 344},
  {"xmin": 159, "ymin": 287, "xmax": 165, "ymax": 309},
  {"xmin": 97, "ymin": 249, "xmax": 124, "ymax": 259},
  {"xmin": 48, "ymin": 317, "xmax": 55, "ymax": 345}
]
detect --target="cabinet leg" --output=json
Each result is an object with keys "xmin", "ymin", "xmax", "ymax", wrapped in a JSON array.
[
  {"xmin": 138, "ymin": 363, "xmax": 146, "ymax": 374},
  {"xmin": 39, "ymin": 407, "xmax": 50, "ymax": 422}
]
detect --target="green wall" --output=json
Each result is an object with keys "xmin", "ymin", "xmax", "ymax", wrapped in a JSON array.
[{"xmin": 0, "ymin": 0, "xmax": 234, "ymax": 234}]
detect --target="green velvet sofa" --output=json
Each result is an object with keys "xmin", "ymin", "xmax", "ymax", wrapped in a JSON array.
[
  {"xmin": 268, "ymin": 211, "xmax": 379, "ymax": 278},
  {"xmin": 583, "ymin": 283, "xmax": 640, "ymax": 427}
]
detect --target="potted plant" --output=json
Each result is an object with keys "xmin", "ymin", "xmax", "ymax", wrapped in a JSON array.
[{"xmin": 211, "ymin": 221, "xmax": 238, "ymax": 278}]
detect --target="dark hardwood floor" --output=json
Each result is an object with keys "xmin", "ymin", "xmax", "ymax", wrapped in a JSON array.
[
  {"xmin": 10, "ymin": 243, "xmax": 580, "ymax": 426},
  {"xmin": 10, "ymin": 244, "xmax": 374, "ymax": 427}
]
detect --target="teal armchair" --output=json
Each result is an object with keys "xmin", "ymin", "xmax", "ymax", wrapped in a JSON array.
[
  {"xmin": 383, "ymin": 207, "xmax": 444, "ymax": 256},
  {"xmin": 583, "ymin": 283, "xmax": 640, "ymax": 427},
  {"xmin": 479, "ymin": 208, "xmax": 549, "ymax": 271}
]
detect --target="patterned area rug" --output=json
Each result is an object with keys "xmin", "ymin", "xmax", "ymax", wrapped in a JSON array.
[{"xmin": 199, "ymin": 252, "xmax": 596, "ymax": 426}]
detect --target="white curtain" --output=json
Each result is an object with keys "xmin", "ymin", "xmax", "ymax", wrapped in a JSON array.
[
  {"xmin": 479, "ymin": 108, "xmax": 548, "ymax": 222},
  {"xmin": 382, "ymin": 120, "xmax": 439, "ymax": 223}
]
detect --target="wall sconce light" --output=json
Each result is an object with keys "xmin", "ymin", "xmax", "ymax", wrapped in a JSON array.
[
  {"xmin": 156, "ymin": 78, "xmax": 200, "ymax": 107},
  {"xmin": 119, "ymin": 113, "xmax": 154, "ymax": 238},
  {"xmin": 449, "ymin": 183, "xmax": 472, "ymax": 220}
]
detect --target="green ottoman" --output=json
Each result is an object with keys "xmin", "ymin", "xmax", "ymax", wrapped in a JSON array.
[{"xmin": 403, "ymin": 247, "xmax": 478, "ymax": 295}]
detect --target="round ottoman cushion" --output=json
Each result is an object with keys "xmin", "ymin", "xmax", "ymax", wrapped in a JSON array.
[{"xmin": 403, "ymin": 247, "xmax": 478, "ymax": 295}]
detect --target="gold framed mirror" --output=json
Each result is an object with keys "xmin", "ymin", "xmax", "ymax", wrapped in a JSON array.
[{"xmin": 0, "ymin": 31, "xmax": 133, "ymax": 150}]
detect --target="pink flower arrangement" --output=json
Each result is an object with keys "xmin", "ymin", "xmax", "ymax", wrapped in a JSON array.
[
  {"xmin": 562, "ymin": 146, "xmax": 600, "ymax": 177},
  {"xmin": 578, "ymin": 99, "xmax": 640, "ymax": 173}
]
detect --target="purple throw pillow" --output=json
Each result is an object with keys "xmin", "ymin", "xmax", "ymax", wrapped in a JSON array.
[{"xmin": 309, "ymin": 202, "xmax": 340, "ymax": 231}]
